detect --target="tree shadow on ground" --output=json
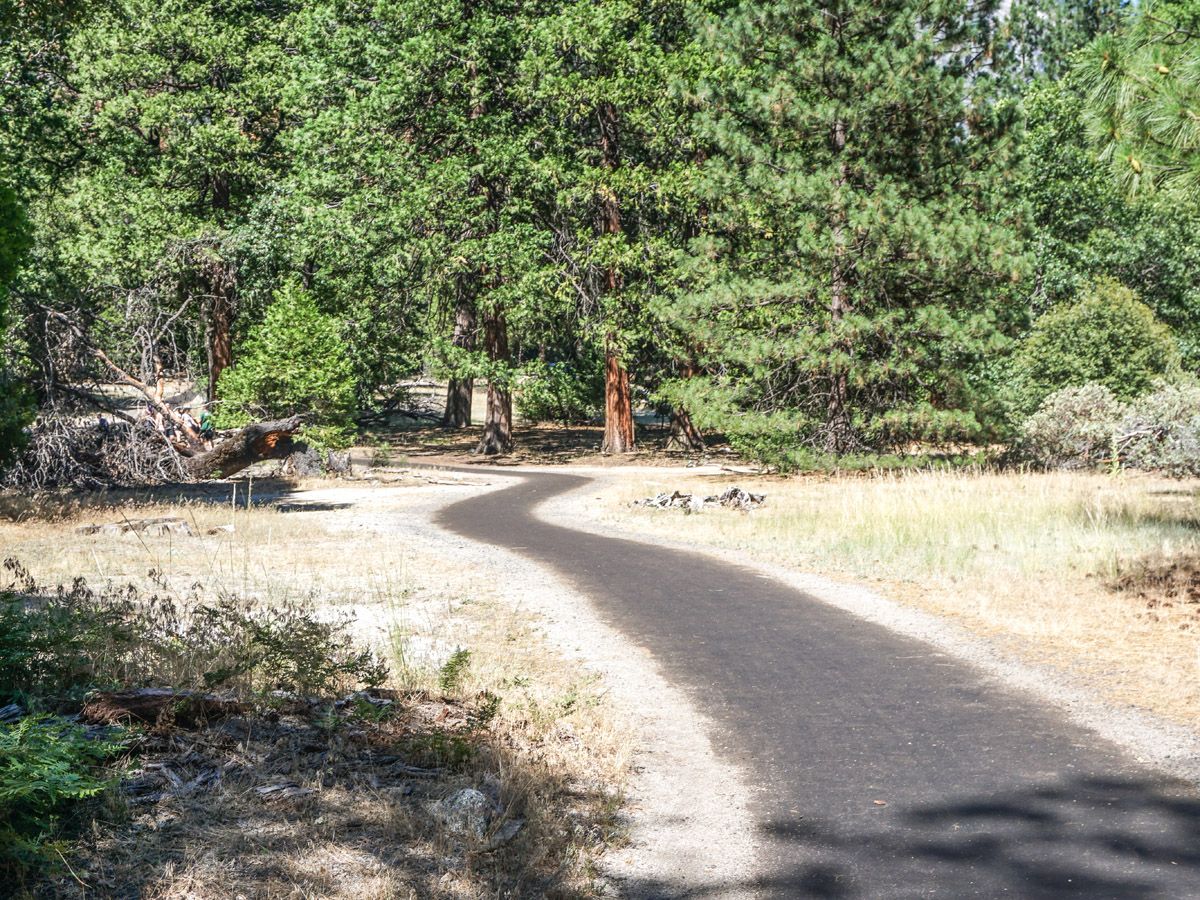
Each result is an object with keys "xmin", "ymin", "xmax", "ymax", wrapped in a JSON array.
[
  {"xmin": 0, "ymin": 477, "xmax": 346, "ymax": 521},
  {"xmin": 38, "ymin": 694, "xmax": 617, "ymax": 899},
  {"xmin": 619, "ymin": 774, "xmax": 1200, "ymax": 899}
]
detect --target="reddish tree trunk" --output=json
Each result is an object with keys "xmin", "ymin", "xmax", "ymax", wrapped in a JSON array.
[
  {"xmin": 601, "ymin": 336, "xmax": 634, "ymax": 453},
  {"xmin": 475, "ymin": 310, "xmax": 512, "ymax": 455},
  {"xmin": 597, "ymin": 101, "xmax": 635, "ymax": 453},
  {"xmin": 207, "ymin": 287, "xmax": 233, "ymax": 402}
]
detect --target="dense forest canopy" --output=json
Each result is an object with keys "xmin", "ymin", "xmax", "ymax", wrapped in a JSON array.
[{"xmin": 2, "ymin": 0, "xmax": 1198, "ymax": 469}]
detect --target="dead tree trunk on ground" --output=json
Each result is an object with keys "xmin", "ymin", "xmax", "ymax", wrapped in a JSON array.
[
  {"xmin": 182, "ymin": 416, "xmax": 303, "ymax": 479},
  {"xmin": 475, "ymin": 311, "xmax": 513, "ymax": 455}
]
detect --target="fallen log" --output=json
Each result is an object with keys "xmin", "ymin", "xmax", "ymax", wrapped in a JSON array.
[
  {"xmin": 182, "ymin": 416, "xmax": 304, "ymax": 479},
  {"xmin": 81, "ymin": 688, "xmax": 244, "ymax": 728}
]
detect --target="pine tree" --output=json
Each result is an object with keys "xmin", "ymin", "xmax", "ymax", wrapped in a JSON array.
[
  {"xmin": 1077, "ymin": 1, "xmax": 1200, "ymax": 202},
  {"xmin": 19, "ymin": 0, "xmax": 293, "ymax": 400},
  {"xmin": 661, "ymin": 0, "xmax": 1026, "ymax": 461}
]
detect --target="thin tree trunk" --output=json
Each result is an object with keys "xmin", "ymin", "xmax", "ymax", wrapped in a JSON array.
[
  {"xmin": 205, "ymin": 178, "xmax": 236, "ymax": 403},
  {"xmin": 443, "ymin": 286, "xmax": 476, "ymax": 428},
  {"xmin": 206, "ymin": 284, "xmax": 233, "ymax": 403},
  {"xmin": 475, "ymin": 309, "xmax": 513, "ymax": 455},
  {"xmin": 597, "ymin": 100, "xmax": 635, "ymax": 453},
  {"xmin": 826, "ymin": 107, "xmax": 853, "ymax": 454}
]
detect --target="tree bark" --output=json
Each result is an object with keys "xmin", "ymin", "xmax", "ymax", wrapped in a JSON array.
[
  {"xmin": 825, "ymin": 14, "xmax": 853, "ymax": 454},
  {"xmin": 206, "ymin": 285, "xmax": 234, "ymax": 403},
  {"xmin": 474, "ymin": 310, "xmax": 513, "ymax": 455},
  {"xmin": 597, "ymin": 100, "xmax": 635, "ymax": 453},
  {"xmin": 601, "ymin": 335, "xmax": 635, "ymax": 453},
  {"xmin": 182, "ymin": 415, "xmax": 303, "ymax": 479},
  {"xmin": 443, "ymin": 287, "xmax": 476, "ymax": 428}
]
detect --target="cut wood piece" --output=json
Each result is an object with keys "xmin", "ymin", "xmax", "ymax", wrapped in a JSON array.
[{"xmin": 182, "ymin": 415, "xmax": 304, "ymax": 479}]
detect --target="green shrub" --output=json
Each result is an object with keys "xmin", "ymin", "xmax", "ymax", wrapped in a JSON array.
[
  {"xmin": 0, "ymin": 715, "xmax": 123, "ymax": 879},
  {"xmin": 1009, "ymin": 279, "xmax": 1179, "ymax": 418},
  {"xmin": 1017, "ymin": 384, "xmax": 1129, "ymax": 470},
  {"xmin": 516, "ymin": 359, "xmax": 603, "ymax": 424},
  {"xmin": 1018, "ymin": 379, "xmax": 1200, "ymax": 475},
  {"xmin": 216, "ymin": 281, "xmax": 358, "ymax": 449}
]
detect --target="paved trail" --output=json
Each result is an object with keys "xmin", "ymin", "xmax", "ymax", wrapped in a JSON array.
[{"xmin": 436, "ymin": 470, "xmax": 1200, "ymax": 898}]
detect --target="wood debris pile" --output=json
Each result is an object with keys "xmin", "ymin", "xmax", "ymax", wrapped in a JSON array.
[{"xmin": 632, "ymin": 485, "xmax": 765, "ymax": 512}]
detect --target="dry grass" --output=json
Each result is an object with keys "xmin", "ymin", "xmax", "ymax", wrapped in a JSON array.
[
  {"xmin": 1, "ymin": 478, "xmax": 629, "ymax": 899},
  {"xmin": 596, "ymin": 469, "xmax": 1200, "ymax": 726}
]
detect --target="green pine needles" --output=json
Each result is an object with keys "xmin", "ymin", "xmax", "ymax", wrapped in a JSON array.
[
  {"xmin": 216, "ymin": 282, "xmax": 358, "ymax": 449},
  {"xmin": 660, "ymin": 0, "xmax": 1027, "ymax": 463}
]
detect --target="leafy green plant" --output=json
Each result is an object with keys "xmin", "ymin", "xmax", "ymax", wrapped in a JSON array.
[
  {"xmin": 0, "ymin": 716, "xmax": 123, "ymax": 878},
  {"xmin": 517, "ymin": 359, "xmax": 603, "ymax": 424},
  {"xmin": 1009, "ymin": 279, "xmax": 1179, "ymax": 418},
  {"xmin": 438, "ymin": 648, "xmax": 472, "ymax": 695},
  {"xmin": 216, "ymin": 281, "xmax": 358, "ymax": 449}
]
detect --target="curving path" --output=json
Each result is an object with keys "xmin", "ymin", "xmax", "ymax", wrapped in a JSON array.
[{"xmin": 437, "ymin": 470, "xmax": 1200, "ymax": 898}]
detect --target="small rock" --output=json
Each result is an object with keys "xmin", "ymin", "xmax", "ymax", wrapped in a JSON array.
[
  {"xmin": 431, "ymin": 788, "xmax": 496, "ymax": 840},
  {"xmin": 485, "ymin": 817, "xmax": 525, "ymax": 850}
]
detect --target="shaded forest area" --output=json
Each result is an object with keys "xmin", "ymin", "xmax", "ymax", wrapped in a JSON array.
[{"xmin": 2, "ymin": 0, "xmax": 1200, "ymax": 478}]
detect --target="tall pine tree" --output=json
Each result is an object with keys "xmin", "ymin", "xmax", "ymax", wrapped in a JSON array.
[{"xmin": 661, "ymin": 0, "xmax": 1026, "ymax": 461}]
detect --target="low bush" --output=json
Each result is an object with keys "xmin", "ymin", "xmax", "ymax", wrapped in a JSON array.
[
  {"xmin": 1018, "ymin": 379, "xmax": 1200, "ymax": 475},
  {"xmin": 0, "ymin": 560, "xmax": 388, "ymax": 708},
  {"xmin": 1116, "ymin": 380, "xmax": 1200, "ymax": 477},
  {"xmin": 1016, "ymin": 384, "xmax": 1128, "ymax": 470}
]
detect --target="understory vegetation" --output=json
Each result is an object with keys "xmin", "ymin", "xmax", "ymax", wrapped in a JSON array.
[{"xmin": 0, "ymin": 484, "xmax": 626, "ymax": 897}]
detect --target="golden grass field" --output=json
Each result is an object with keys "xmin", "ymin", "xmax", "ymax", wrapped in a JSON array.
[
  {"xmin": 597, "ymin": 469, "xmax": 1200, "ymax": 727},
  {"xmin": 0, "ymin": 479, "xmax": 628, "ymax": 899}
]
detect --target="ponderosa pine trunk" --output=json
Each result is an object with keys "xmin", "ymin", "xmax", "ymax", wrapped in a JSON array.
[
  {"xmin": 443, "ymin": 286, "xmax": 476, "ymax": 428},
  {"xmin": 601, "ymin": 335, "xmax": 635, "ymax": 453},
  {"xmin": 206, "ymin": 286, "xmax": 233, "ymax": 403},
  {"xmin": 204, "ymin": 178, "xmax": 236, "ymax": 403},
  {"xmin": 597, "ymin": 100, "xmax": 635, "ymax": 453},
  {"xmin": 475, "ymin": 309, "xmax": 513, "ymax": 455}
]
